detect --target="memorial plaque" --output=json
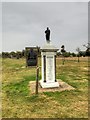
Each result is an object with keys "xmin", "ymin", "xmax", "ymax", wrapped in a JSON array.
[{"xmin": 46, "ymin": 56, "xmax": 54, "ymax": 82}]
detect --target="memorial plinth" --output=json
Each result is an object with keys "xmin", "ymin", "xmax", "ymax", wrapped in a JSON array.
[{"xmin": 39, "ymin": 42, "xmax": 59, "ymax": 88}]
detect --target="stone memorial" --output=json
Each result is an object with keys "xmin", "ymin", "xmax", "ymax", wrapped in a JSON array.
[
  {"xmin": 25, "ymin": 47, "xmax": 37, "ymax": 67},
  {"xmin": 39, "ymin": 28, "xmax": 59, "ymax": 88}
]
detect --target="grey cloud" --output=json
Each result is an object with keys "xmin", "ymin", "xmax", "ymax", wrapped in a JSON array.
[{"xmin": 2, "ymin": 2, "xmax": 88, "ymax": 52}]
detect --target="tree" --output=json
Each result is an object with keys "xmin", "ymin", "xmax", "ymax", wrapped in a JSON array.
[
  {"xmin": 71, "ymin": 52, "xmax": 76, "ymax": 57},
  {"xmin": 79, "ymin": 51, "xmax": 86, "ymax": 57},
  {"xmin": 10, "ymin": 51, "xmax": 16, "ymax": 58},
  {"xmin": 83, "ymin": 43, "xmax": 90, "ymax": 56},
  {"xmin": 16, "ymin": 51, "xmax": 22, "ymax": 59},
  {"xmin": 61, "ymin": 45, "xmax": 66, "ymax": 65},
  {"xmin": 64, "ymin": 52, "xmax": 71, "ymax": 57},
  {"xmin": 76, "ymin": 47, "xmax": 80, "ymax": 62},
  {"xmin": 2, "ymin": 52, "xmax": 10, "ymax": 58}
]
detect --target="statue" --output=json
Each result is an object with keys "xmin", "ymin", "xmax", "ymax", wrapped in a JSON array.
[{"xmin": 45, "ymin": 27, "xmax": 50, "ymax": 42}]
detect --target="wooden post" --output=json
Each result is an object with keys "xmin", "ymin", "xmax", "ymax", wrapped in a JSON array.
[
  {"xmin": 36, "ymin": 66, "xmax": 39, "ymax": 94},
  {"xmin": 36, "ymin": 46, "xmax": 39, "ymax": 95},
  {"xmin": 55, "ymin": 55, "xmax": 57, "ymax": 82}
]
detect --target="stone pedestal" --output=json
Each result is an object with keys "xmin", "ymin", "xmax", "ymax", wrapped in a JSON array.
[{"xmin": 39, "ymin": 42, "xmax": 59, "ymax": 88}]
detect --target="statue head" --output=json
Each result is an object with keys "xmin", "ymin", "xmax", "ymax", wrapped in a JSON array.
[{"xmin": 47, "ymin": 27, "xmax": 49, "ymax": 30}]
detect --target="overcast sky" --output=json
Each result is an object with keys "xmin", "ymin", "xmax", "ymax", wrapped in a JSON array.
[{"xmin": 2, "ymin": 2, "xmax": 88, "ymax": 53}]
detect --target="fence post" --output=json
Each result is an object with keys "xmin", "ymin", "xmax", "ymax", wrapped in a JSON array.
[{"xmin": 36, "ymin": 67, "xmax": 39, "ymax": 94}]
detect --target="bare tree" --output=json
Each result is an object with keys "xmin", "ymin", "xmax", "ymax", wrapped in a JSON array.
[
  {"xmin": 83, "ymin": 43, "xmax": 90, "ymax": 56},
  {"xmin": 76, "ymin": 47, "xmax": 80, "ymax": 62},
  {"xmin": 83, "ymin": 43, "xmax": 90, "ymax": 49},
  {"xmin": 61, "ymin": 45, "xmax": 66, "ymax": 65}
]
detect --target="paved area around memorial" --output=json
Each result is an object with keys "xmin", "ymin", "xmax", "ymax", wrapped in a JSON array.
[{"xmin": 29, "ymin": 80, "xmax": 75, "ymax": 94}]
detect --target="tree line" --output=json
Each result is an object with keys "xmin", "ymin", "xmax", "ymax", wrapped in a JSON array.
[
  {"xmin": 1, "ymin": 48, "xmax": 90, "ymax": 59},
  {"xmin": 1, "ymin": 50, "xmax": 25, "ymax": 59}
]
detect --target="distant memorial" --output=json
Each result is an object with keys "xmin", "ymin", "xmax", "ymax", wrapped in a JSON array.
[
  {"xmin": 39, "ymin": 27, "xmax": 59, "ymax": 88},
  {"xmin": 25, "ymin": 47, "xmax": 37, "ymax": 67}
]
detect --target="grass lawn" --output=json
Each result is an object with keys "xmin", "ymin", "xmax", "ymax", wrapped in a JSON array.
[{"xmin": 1, "ymin": 57, "xmax": 88, "ymax": 118}]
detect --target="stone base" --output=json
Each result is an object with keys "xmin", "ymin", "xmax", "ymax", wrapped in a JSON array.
[
  {"xmin": 29, "ymin": 79, "xmax": 75, "ymax": 94},
  {"xmin": 39, "ymin": 80, "xmax": 59, "ymax": 88}
]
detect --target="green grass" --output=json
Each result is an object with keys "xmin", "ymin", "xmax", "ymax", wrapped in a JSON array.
[{"xmin": 1, "ymin": 57, "xmax": 88, "ymax": 118}]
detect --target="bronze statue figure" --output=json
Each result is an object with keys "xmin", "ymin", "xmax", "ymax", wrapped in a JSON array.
[{"xmin": 45, "ymin": 27, "xmax": 50, "ymax": 42}]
